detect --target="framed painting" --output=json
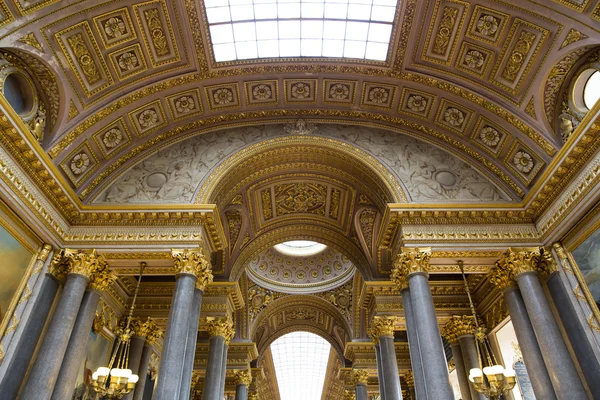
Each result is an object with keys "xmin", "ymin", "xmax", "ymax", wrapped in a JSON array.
[
  {"xmin": 72, "ymin": 328, "xmax": 114, "ymax": 399},
  {"xmin": 571, "ymin": 226, "xmax": 600, "ymax": 309}
]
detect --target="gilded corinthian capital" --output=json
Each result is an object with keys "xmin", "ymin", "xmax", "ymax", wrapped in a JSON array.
[
  {"xmin": 499, "ymin": 247, "xmax": 555, "ymax": 278},
  {"xmin": 350, "ymin": 369, "xmax": 369, "ymax": 386},
  {"xmin": 233, "ymin": 369, "xmax": 252, "ymax": 386},
  {"xmin": 88, "ymin": 258, "xmax": 116, "ymax": 292},
  {"xmin": 442, "ymin": 316, "xmax": 475, "ymax": 344},
  {"xmin": 370, "ymin": 315, "xmax": 396, "ymax": 338},
  {"xmin": 394, "ymin": 247, "xmax": 432, "ymax": 277},
  {"xmin": 67, "ymin": 249, "xmax": 105, "ymax": 278},
  {"xmin": 171, "ymin": 248, "xmax": 214, "ymax": 291},
  {"xmin": 132, "ymin": 317, "xmax": 163, "ymax": 343},
  {"xmin": 489, "ymin": 261, "xmax": 515, "ymax": 290},
  {"xmin": 390, "ymin": 263, "xmax": 409, "ymax": 290},
  {"xmin": 206, "ymin": 316, "xmax": 235, "ymax": 343},
  {"xmin": 48, "ymin": 249, "xmax": 70, "ymax": 283}
]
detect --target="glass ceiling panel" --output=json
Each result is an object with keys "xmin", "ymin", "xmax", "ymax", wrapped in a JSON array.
[
  {"xmin": 270, "ymin": 331, "xmax": 331, "ymax": 400},
  {"xmin": 204, "ymin": 0, "xmax": 397, "ymax": 62}
]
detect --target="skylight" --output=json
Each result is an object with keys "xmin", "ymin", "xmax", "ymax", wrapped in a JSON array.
[
  {"xmin": 584, "ymin": 70, "xmax": 600, "ymax": 109},
  {"xmin": 270, "ymin": 331, "xmax": 331, "ymax": 400},
  {"xmin": 204, "ymin": 0, "xmax": 397, "ymax": 62},
  {"xmin": 274, "ymin": 240, "xmax": 327, "ymax": 256}
]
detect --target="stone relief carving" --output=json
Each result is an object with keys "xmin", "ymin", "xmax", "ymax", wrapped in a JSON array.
[{"xmin": 96, "ymin": 124, "xmax": 508, "ymax": 204}]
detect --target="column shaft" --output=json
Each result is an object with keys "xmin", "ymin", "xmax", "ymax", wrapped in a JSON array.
[
  {"xmin": 503, "ymin": 286, "xmax": 556, "ymax": 399},
  {"xmin": 547, "ymin": 272, "xmax": 600, "ymax": 398},
  {"xmin": 355, "ymin": 383, "xmax": 368, "ymax": 400},
  {"xmin": 203, "ymin": 335, "xmax": 226, "ymax": 400},
  {"xmin": 179, "ymin": 289, "xmax": 203, "ymax": 400},
  {"xmin": 154, "ymin": 274, "xmax": 197, "ymax": 399},
  {"xmin": 21, "ymin": 273, "xmax": 89, "ymax": 399},
  {"xmin": 133, "ymin": 344, "xmax": 153, "ymax": 400},
  {"xmin": 458, "ymin": 335, "xmax": 486, "ymax": 400},
  {"xmin": 51, "ymin": 289, "xmax": 101, "ymax": 400},
  {"xmin": 516, "ymin": 272, "xmax": 587, "ymax": 399},
  {"xmin": 0, "ymin": 274, "xmax": 59, "ymax": 399},
  {"xmin": 379, "ymin": 336, "xmax": 402, "ymax": 400},
  {"xmin": 122, "ymin": 336, "xmax": 146, "ymax": 400},
  {"xmin": 408, "ymin": 273, "xmax": 453, "ymax": 400},
  {"xmin": 235, "ymin": 384, "xmax": 248, "ymax": 400},
  {"xmin": 401, "ymin": 288, "xmax": 427, "ymax": 400},
  {"xmin": 219, "ymin": 344, "xmax": 229, "ymax": 398},
  {"xmin": 375, "ymin": 343, "xmax": 386, "ymax": 400},
  {"xmin": 450, "ymin": 343, "xmax": 471, "ymax": 400}
]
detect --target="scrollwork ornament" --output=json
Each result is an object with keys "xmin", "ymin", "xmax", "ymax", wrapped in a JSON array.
[
  {"xmin": 233, "ymin": 369, "xmax": 252, "ymax": 386},
  {"xmin": 394, "ymin": 248, "xmax": 431, "ymax": 277},
  {"xmin": 350, "ymin": 369, "xmax": 369, "ymax": 385},
  {"xmin": 206, "ymin": 316, "xmax": 235, "ymax": 343},
  {"xmin": 370, "ymin": 315, "xmax": 396, "ymax": 338}
]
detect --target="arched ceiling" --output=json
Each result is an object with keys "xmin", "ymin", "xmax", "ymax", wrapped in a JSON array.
[{"xmin": 1, "ymin": 0, "xmax": 599, "ymax": 205}]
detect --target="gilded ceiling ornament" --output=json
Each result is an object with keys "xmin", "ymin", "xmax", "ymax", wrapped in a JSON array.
[
  {"xmin": 350, "ymin": 369, "xmax": 369, "ymax": 386},
  {"xmin": 359, "ymin": 208, "xmax": 376, "ymax": 248},
  {"xmin": 476, "ymin": 15, "xmax": 499, "ymax": 37},
  {"xmin": 488, "ymin": 261, "xmax": 515, "ymax": 290},
  {"xmin": 433, "ymin": 7, "xmax": 458, "ymax": 55},
  {"xmin": 67, "ymin": 33, "xmax": 101, "ymax": 84},
  {"xmin": 560, "ymin": 29, "xmax": 587, "ymax": 50},
  {"xmin": 206, "ymin": 316, "xmax": 235, "ymax": 343},
  {"xmin": 68, "ymin": 100, "xmax": 79, "ymax": 120},
  {"xmin": 248, "ymin": 284, "xmax": 273, "ymax": 321},
  {"xmin": 502, "ymin": 31, "xmax": 536, "ymax": 81},
  {"xmin": 117, "ymin": 51, "xmax": 138, "ymax": 71},
  {"xmin": 465, "ymin": 50, "xmax": 485, "ymax": 69},
  {"xmin": 480, "ymin": 126, "xmax": 500, "ymax": 147},
  {"xmin": 102, "ymin": 127, "xmax": 123, "ymax": 148},
  {"xmin": 404, "ymin": 370, "xmax": 415, "ymax": 388},
  {"xmin": 394, "ymin": 248, "xmax": 432, "ymax": 277},
  {"xmin": 498, "ymin": 247, "xmax": 541, "ymax": 277},
  {"xmin": 213, "ymin": 88, "xmax": 234, "ymax": 105},
  {"xmin": 104, "ymin": 17, "xmax": 126, "ymax": 38},
  {"xmin": 225, "ymin": 209, "xmax": 242, "ymax": 249},
  {"xmin": 283, "ymin": 119, "xmax": 317, "ymax": 135},
  {"xmin": 370, "ymin": 315, "xmax": 396, "ymax": 338},
  {"xmin": 275, "ymin": 182, "xmax": 326, "ymax": 215},
  {"xmin": 138, "ymin": 109, "xmax": 158, "ymax": 129},
  {"xmin": 513, "ymin": 151, "xmax": 534, "ymax": 174},
  {"xmin": 444, "ymin": 107, "xmax": 465, "ymax": 127},
  {"xmin": 291, "ymin": 82, "xmax": 310, "ymax": 99},
  {"xmin": 407, "ymin": 94, "xmax": 427, "ymax": 112},
  {"xmin": 144, "ymin": 9, "xmax": 168, "ymax": 55},
  {"xmin": 175, "ymin": 95, "xmax": 195, "ymax": 113},
  {"xmin": 252, "ymin": 84, "xmax": 272, "ymax": 101},
  {"xmin": 171, "ymin": 249, "xmax": 214, "ymax": 290},
  {"xmin": 233, "ymin": 369, "xmax": 252, "ymax": 386},
  {"xmin": 17, "ymin": 33, "xmax": 43, "ymax": 51},
  {"xmin": 368, "ymin": 87, "xmax": 389, "ymax": 104},
  {"xmin": 329, "ymin": 83, "xmax": 349, "ymax": 100},
  {"xmin": 70, "ymin": 152, "xmax": 90, "ymax": 175}
]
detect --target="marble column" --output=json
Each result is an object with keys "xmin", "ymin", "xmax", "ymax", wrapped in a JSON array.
[
  {"xmin": 203, "ymin": 317, "xmax": 235, "ymax": 400},
  {"xmin": 351, "ymin": 369, "xmax": 369, "ymax": 400},
  {"xmin": 503, "ymin": 248, "xmax": 587, "ymax": 399},
  {"xmin": 371, "ymin": 316, "xmax": 402, "ymax": 400},
  {"xmin": 458, "ymin": 337, "xmax": 486, "ymax": 400},
  {"xmin": 125, "ymin": 318, "xmax": 161, "ymax": 400},
  {"xmin": 133, "ymin": 321, "xmax": 162, "ymax": 400},
  {"xmin": 21, "ymin": 249, "xmax": 99, "ymax": 399},
  {"xmin": 155, "ymin": 249, "xmax": 213, "ymax": 399},
  {"xmin": 441, "ymin": 319, "xmax": 472, "ymax": 400},
  {"xmin": 233, "ymin": 369, "xmax": 252, "ymax": 400},
  {"xmin": 220, "ymin": 343, "xmax": 230, "ymax": 397},
  {"xmin": 179, "ymin": 288, "xmax": 204, "ymax": 400},
  {"xmin": 373, "ymin": 342, "xmax": 386, "ymax": 400},
  {"xmin": 395, "ymin": 275, "xmax": 426, "ymax": 400},
  {"xmin": 0, "ymin": 245, "xmax": 56, "ymax": 399},
  {"xmin": 489, "ymin": 263, "xmax": 557, "ymax": 400},
  {"xmin": 52, "ymin": 259, "xmax": 115, "ymax": 400},
  {"xmin": 395, "ymin": 248, "xmax": 454, "ymax": 400}
]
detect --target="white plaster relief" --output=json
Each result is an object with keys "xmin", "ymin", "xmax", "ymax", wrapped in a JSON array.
[{"xmin": 96, "ymin": 124, "xmax": 509, "ymax": 204}]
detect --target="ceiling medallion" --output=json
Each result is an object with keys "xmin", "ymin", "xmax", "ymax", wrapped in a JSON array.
[{"xmin": 283, "ymin": 118, "xmax": 317, "ymax": 135}]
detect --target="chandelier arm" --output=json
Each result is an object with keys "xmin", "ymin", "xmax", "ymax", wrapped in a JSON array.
[{"xmin": 459, "ymin": 261, "xmax": 485, "ymax": 373}]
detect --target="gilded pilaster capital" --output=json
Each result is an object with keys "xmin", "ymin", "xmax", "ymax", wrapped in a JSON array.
[
  {"xmin": 537, "ymin": 247, "xmax": 558, "ymax": 279},
  {"xmin": 233, "ymin": 369, "xmax": 252, "ymax": 386},
  {"xmin": 88, "ymin": 259, "xmax": 116, "ymax": 292},
  {"xmin": 443, "ymin": 316, "xmax": 475, "ymax": 342},
  {"xmin": 390, "ymin": 264, "xmax": 409, "ymax": 290},
  {"xmin": 37, "ymin": 244, "xmax": 52, "ymax": 262},
  {"xmin": 48, "ymin": 249, "xmax": 70, "ymax": 283},
  {"xmin": 370, "ymin": 315, "xmax": 396, "ymax": 338},
  {"xmin": 489, "ymin": 261, "xmax": 515, "ymax": 290},
  {"xmin": 344, "ymin": 389, "xmax": 356, "ymax": 400},
  {"xmin": 499, "ymin": 247, "xmax": 540, "ymax": 277},
  {"xmin": 395, "ymin": 247, "xmax": 431, "ymax": 277},
  {"xmin": 553, "ymin": 242, "xmax": 568, "ymax": 261},
  {"xmin": 206, "ymin": 316, "xmax": 235, "ymax": 343},
  {"xmin": 404, "ymin": 370, "xmax": 414, "ymax": 388},
  {"xmin": 350, "ymin": 369, "xmax": 369, "ymax": 386},
  {"xmin": 171, "ymin": 249, "xmax": 214, "ymax": 290},
  {"xmin": 248, "ymin": 393, "xmax": 260, "ymax": 400},
  {"xmin": 131, "ymin": 317, "xmax": 162, "ymax": 342},
  {"xmin": 67, "ymin": 249, "xmax": 104, "ymax": 278}
]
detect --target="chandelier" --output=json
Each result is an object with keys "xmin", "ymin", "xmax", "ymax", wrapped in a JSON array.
[
  {"xmin": 459, "ymin": 261, "xmax": 516, "ymax": 400},
  {"xmin": 91, "ymin": 262, "xmax": 145, "ymax": 398}
]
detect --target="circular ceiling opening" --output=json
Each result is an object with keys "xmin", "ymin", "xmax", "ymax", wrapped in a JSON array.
[{"xmin": 274, "ymin": 240, "xmax": 327, "ymax": 256}]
